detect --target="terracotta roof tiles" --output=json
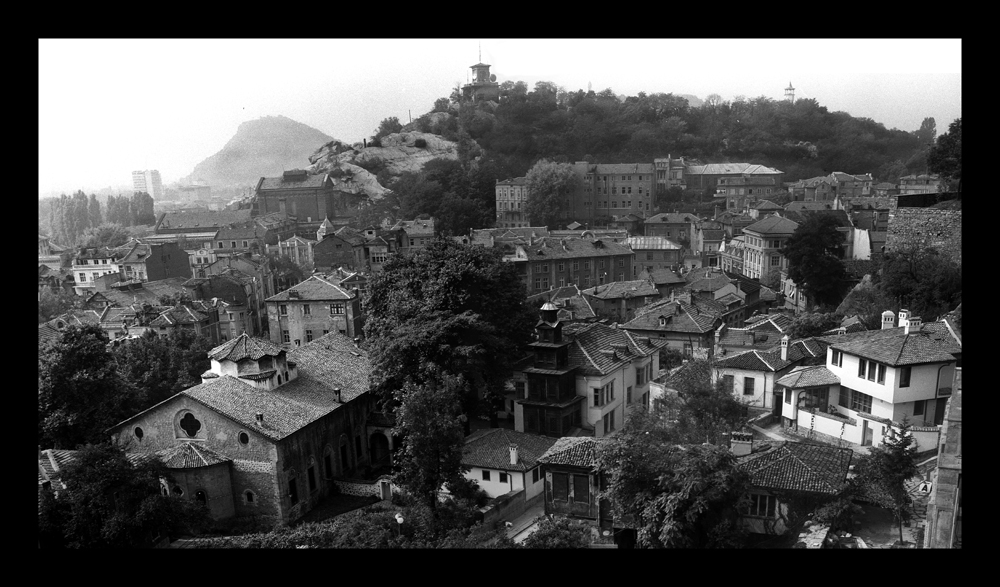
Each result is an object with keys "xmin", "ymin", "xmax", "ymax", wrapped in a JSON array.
[
  {"xmin": 738, "ymin": 442, "xmax": 853, "ymax": 495},
  {"xmin": 462, "ymin": 429, "xmax": 558, "ymax": 472}
]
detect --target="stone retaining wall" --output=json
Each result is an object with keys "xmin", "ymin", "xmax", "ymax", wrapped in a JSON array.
[{"xmin": 886, "ymin": 208, "xmax": 962, "ymax": 264}]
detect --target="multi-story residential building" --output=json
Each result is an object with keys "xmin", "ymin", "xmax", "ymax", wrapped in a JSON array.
[
  {"xmin": 187, "ymin": 247, "xmax": 218, "ymax": 279},
  {"xmin": 716, "ymin": 211, "xmax": 756, "ymax": 240},
  {"xmin": 509, "ymin": 236, "xmax": 635, "ymax": 293},
  {"xmin": 741, "ymin": 216, "xmax": 798, "ymax": 280},
  {"xmin": 71, "ymin": 239, "xmax": 190, "ymax": 295},
  {"xmin": 148, "ymin": 300, "xmax": 221, "ymax": 345},
  {"xmin": 459, "ymin": 429, "xmax": 556, "ymax": 501},
  {"xmin": 264, "ymin": 274, "xmax": 363, "ymax": 346},
  {"xmin": 653, "ymin": 155, "xmax": 689, "ymax": 193},
  {"xmin": 71, "ymin": 246, "xmax": 124, "ymax": 295},
  {"xmin": 495, "ymin": 177, "xmax": 529, "ymax": 228},
  {"xmin": 38, "ymin": 234, "xmax": 67, "ymax": 271},
  {"xmin": 898, "ymin": 174, "xmax": 946, "ymax": 195},
  {"xmin": 214, "ymin": 224, "xmax": 265, "ymax": 258},
  {"xmin": 643, "ymin": 212, "xmax": 698, "ymax": 243},
  {"xmin": 512, "ymin": 303, "xmax": 664, "ymax": 438},
  {"xmin": 683, "ymin": 163, "xmax": 784, "ymax": 194},
  {"xmin": 712, "ymin": 335, "xmax": 828, "ymax": 416},
  {"xmin": 778, "ymin": 310, "xmax": 961, "ymax": 451},
  {"xmin": 692, "ymin": 223, "xmax": 726, "ymax": 268},
  {"xmin": 620, "ymin": 294, "xmax": 723, "ymax": 359},
  {"xmin": 719, "ymin": 235, "xmax": 746, "ymax": 274},
  {"xmin": 270, "ymin": 235, "xmax": 315, "ymax": 268},
  {"xmin": 627, "ymin": 236, "xmax": 683, "ymax": 277},
  {"xmin": 392, "ymin": 219, "xmax": 435, "ymax": 255},
  {"xmin": 714, "ymin": 175, "xmax": 779, "ymax": 211},
  {"xmin": 580, "ymin": 279, "xmax": 660, "ymax": 323},
  {"xmin": 132, "ymin": 169, "xmax": 163, "ymax": 200},
  {"xmin": 747, "ymin": 199, "xmax": 784, "ymax": 219},
  {"xmin": 204, "ymin": 256, "xmax": 274, "ymax": 335},
  {"xmin": 830, "ymin": 172, "xmax": 873, "ymax": 197},
  {"xmin": 572, "ymin": 162, "xmax": 656, "ymax": 226}
]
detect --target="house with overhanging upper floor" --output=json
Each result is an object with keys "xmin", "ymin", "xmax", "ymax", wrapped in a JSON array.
[{"xmin": 777, "ymin": 309, "xmax": 961, "ymax": 451}]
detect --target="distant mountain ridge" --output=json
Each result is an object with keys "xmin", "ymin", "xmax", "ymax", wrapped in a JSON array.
[{"xmin": 181, "ymin": 115, "xmax": 333, "ymax": 187}]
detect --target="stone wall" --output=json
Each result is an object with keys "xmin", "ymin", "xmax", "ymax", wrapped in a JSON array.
[
  {"xmin": 886, "ymin": 209, "xmax": 962, "ymax": 265},
  {"xmin": 480, "ymin": 488, "xmax": 540, "ymax": 528}
]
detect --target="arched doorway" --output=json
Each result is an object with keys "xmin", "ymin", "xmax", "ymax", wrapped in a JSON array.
[{"xmin": 370, "ymin": 432, "xmax": 390, "ymax": 467}]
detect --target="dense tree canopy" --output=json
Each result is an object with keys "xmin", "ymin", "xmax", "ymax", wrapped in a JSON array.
[
  {"xmin": 521, "ymin": 516, "xmax": 593, "ymax": 548},
  {"xmin": 112, "ymin": 329, "xmax": 213, "ymax": 411},
  {"xmin": 878, "ymin": 248, "xmax": 961, "ymax": 321},
  {"xmin": 81, "ymin": 222, "xmax": 131, "ymax": 249},
  {"xmin": 391, "ymin": 373, "xmax": 468, "ymax": 510},
  {"xmin": 597, "ymin": 408, "xmax": 751, "ymax": 548},
  {"xmin": 927, "ymin": 117, "xmax": 961, "ymax": 190},
  {"xmin": 38, "ymin": 442, "xmax": 209, "ymax": 548},
  {"xmin": 782, "ymin": 214, "xmax": 850, "ymax": 308},
  {"xmin": 38, "ymin": 325, "xmax": 135, "ymax": 449},
  {"xmin": 364, "ymin": 239, "xmax": 535, "ymax": 428},
  {"xmin": 851, "ymin": 419, "xmax": 919, "ymax": 545},
  {"xmin": 523, "ymin": 159, "xmax": 581, "ymax": 229}
]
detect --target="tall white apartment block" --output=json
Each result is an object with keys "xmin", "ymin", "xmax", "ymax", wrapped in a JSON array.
[{"xmin": 132, "ymin": 169, "xmax": 163, "ymax": 199}]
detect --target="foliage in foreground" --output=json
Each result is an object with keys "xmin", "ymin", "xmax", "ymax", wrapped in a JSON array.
[
  {"xmin": 521, "ymin": 516, "xmax": 593, "ymax": 549},
  {"xmin": 38, "ymin": 443, "xmax": 209, "ymax": 548}
]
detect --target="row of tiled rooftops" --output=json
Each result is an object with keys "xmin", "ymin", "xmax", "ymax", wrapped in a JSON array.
[
  {"xmin": 561, "ymin": 322, "xmax": 666, "ymax": 376},
  {"xmin": 534, "ymin": 436, "xmax": 852, "ymax": 496}
]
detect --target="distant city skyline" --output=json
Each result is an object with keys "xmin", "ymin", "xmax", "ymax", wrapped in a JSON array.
[{"xmin": 39, "ymin": 38, "xmax": 961, "ymax": 198}]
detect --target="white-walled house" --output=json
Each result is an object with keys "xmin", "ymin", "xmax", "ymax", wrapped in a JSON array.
[
  {"xmin": 711, "ymin": 335, "xmax": 827, "ymax": 414},
  {"xmin": 513, "ymin": 303, "xmax": 665, "ymax": 438},
  {"xmin": 778, "ymin": 310, "xmax": 961, "ymax": 451},
  {"xmin": 459, "ymin": 429, "xmax": 557, "ymax": 502}
]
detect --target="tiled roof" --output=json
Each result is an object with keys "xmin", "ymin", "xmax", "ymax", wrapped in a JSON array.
[
  {"xmin": 520, "ymin": 236, "xmax": 633, "ymax": 260},
  {"xmin": 46, "ymin": 310, "xmax": 102, "ymax": 329},
  {"xmin": 149, "ymin": 304, "xmax": 207, "ymax": 327},
  {"xmin": 496, "ymin": 177, "xmax": 527, "ymax": 186},
  {"xmin": 216, "ymin": 224, "xmax": 262, "ymax": 240},
  {"xmin": 208, "ymin": 333, "xmax": 285, "ymax": 362},
  {"xmin": 686, "ymin": 163, "xmax": 782, "ymax": 175},
  {"xmin": 590, "ymin": 163, "xmax": 655, "ymax": 175},
  {"xmin": 257, "ymin": 173, "xmax": 331, "ymax": 191},
  {"xmin": 462, "ymin": 429, "xmax": 558, "ymax": 472},
  {"xmin": 156, "ymin": 209, "xmax": 250, "ymax": 231},
  {"xmin": 538, "ymin": 437, "xmax": 602, "ymax": 469},
  {"xmin": 645, "ymin": 212, "xmax": 698, "ymax": 224},
  {"xmin": 659, "ymin": 360, "xmax": 711, "ymax": 395},
  {"xmin": 527, "ymin": 285, "xmax": 582, "ymax": 305},
  {"xmin": 392, "ymin": 219, "xmax": 435, "ymax": 236},
  {"xmin": 701, "ymin": 229, "xmax": 725, "ymax": 241},
  {"xmin": 265, "ymin": 274, "xmax": 354, "ymax": 302},
  {"xmin": 785, "ymin": 201, "xmax": 834, "ymax": 212},
  {"xmin": 685, "ymin": 273, "xmax": 731, "ymax": 293},
  {"xmin": 137, "ymin": 333, "xmax": 371, "ymax": 442},
  {"xmin": 753, "ymin": 200, "xmax": 783, "ymax": 210},
  {"xmin": 581, "ymin": 280, "xmax": 658, "ymax": 300},
  {"xmin": 38, "ymin": 323, "xmax": 62, "ymax": 345},
  {"xmin": 714, "ymin": 349, "xmax": 783, "ymax": 371},
  {"xmin": 564, "ymin": 323, "xmax": 663, "ymax": 376},
  {"xmin": 826, "ymin": 322, "xmax": 961, "ymax": 366},
  {"xmin": 743, "ymin": 215, "xmax": 799, "ymax": 235},
  {"xmin": 623, "ymin": 299, "xmax": 720, "ymax": 334},
  {"xmin": 780, "ymin": 209, "xmax": 852, "ymax": 228},
  {"xmin": 775, "ymin": 365, "xmax": 840, "ymax": 389},
  {"xmin": 156, "ymin": 442, "xmax": 232, "ymax": 469},
  {"xmin": 745, "ymin": 313, "xmax": 792, "ymax": 332},
  {"xmin": 644, "ymin": 268, "xmax": 686, "ymax": 285},
  {"xmin": 738, "ymin": 442, "xmax": 853, "ymax": 495},
  {"xmin": 626, "ymin": 236, "xmax": 682, "ymax": 250},
  {"xmin": 332, "ymin": 226, "xmax": 366, "ymax": 246}
]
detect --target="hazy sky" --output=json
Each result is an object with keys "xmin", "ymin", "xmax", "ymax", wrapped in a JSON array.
[{"xmin": 38, "ymin": 38, "xmax": 961, "ymax": 197}]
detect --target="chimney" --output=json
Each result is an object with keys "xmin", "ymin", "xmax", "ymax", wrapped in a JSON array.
[
  {"xmin": 255, "ymin": 413, "xmax": 264, "ymax": 425},
  {"xmin": 897, "ymin": 308, "xmax": 910, "ymax": 327},
  {"xmin": 730, "ymin": 431, "xmax": 753, "ymax": 456},
  {"xmin": 905, "ymin": 315, "xmax": 922, "ymax": 335},
  {"xmin": 881, "ymin": 310, "xmax": 895, "ymax": 330},
  {"xmin": 335, "ymin": 388, "xmax": 342, "ymax": 403},
  {"xmin": 781, "ymin": 335, "xmax": 789, "ymax": 361},
  {"xmin": 509, "ymin": 444, "xmax": 519, "ymax": 466}
]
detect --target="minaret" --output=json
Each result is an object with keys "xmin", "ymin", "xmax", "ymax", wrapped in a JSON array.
[{"xmin": 784, "ymin": 82, "xmax": 795, "ymax": 103}]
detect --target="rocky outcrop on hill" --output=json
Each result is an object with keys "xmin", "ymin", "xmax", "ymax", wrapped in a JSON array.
[
  {"xmin": 324, "ymin": 162, "xmax": 388, "ymax": 201},
  {"xmin": 308, "ymin": 131, "xmax": 460, "ymax": 178}
]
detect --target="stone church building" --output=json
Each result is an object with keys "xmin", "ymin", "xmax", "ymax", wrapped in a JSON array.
[{"xmin": 109, "ymin": 332, "xmax": 380, "ymax": 525}]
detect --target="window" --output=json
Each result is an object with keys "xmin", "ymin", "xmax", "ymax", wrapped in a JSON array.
[
  {"xmin": 858, "ymin": 359, "xmax": 867, "ymax": 378},
  {"xmin": 231, "ymin": 241, "xmax": 237, "ymax": 249},
  {"xmin": 499, "ymin": 472, "xmax": 508, "ymax": 483},
  {"xmin": 303, "ymin": 304, "xmax": 311, "ymax": 315},
  {"xmin": 308, "ymin": 465, "xmax": 317, "ymax": 492},
  {"xmin": 770, "ymin": 255, "xmax": 780, "ymax": 267},
  {"xmin": 744, "ymin": 377, "xmax": 755, "ymax": 396},
  {"xmin": 877, "ymin": 363, "xmax": 886, "ymax": 384},
  {"xmin": 238, "ymin": 431, "xmax": 249, "ymax": 445},
  {"xmin": 785, "ymin": 389, "xmax": 792, "ymax": 404},
  {"xmin": 573, "ymin": 474, "xmax": 590, "ymax": 504},
  {"xmin": 552, "ymin": 473, "xmax": 568, "ymax": 500},
  {"xmin": 330, "ymin": 303, "xmax": 345, "ymax": 315},
  {"xmin": 282, "ymin": 330, "xmax": 290, "ymax": 343},
  {"xmin": 603, "ymin": 410, "xmax": 616, "ymax": 433},
  {"xmin": 288, "ymin": 477, "xmax": 299, "ymax": 505},
  {"xmin": 279, "ymin": 304, "xmax": 288, "ymax": 316},
  {"xmin": 802, "ymin": 388, "xmax": 829, "ymax": 411},
  {"xmin": 323, "ymin": 330, "xmax": 329, "ymax": 335},
  {"xmin": 482, "ymin": 470, "xmax": 491, "ymax": 482},
  {"xmin": 306, "ymin": 330, "xmax": 313, "ymax": 342},
  {"xmin": 324, "ymin": 453, "xmax": 333, "ymax": 478},
  {"xmin": 626, "ymin": 385, "xmax": 633, "ymax": 404},
  {"xmin": 218, "ymin": 241, "xmax": 224, "ymax": 249},
  {"xmin": 913, "ymin": 400, "xmax": 926, "ymax": 416},
  {"xmin": 831, "ymin": 349, "xmax": 843, "ymax": 367},
  {"xmin": 558, "ymin": 263, "xmax": 565, "ymax": 272},
  {"xmin": 196, "ymin": 490, "xmax": 207, "ymax": 506},
  {"xmin": 746, "ymin": 494, "xmax": 777, "ymax": 517},
  {"xmin": 79, "ymin": 272, "xmax": 87, "ymax": 282},
  {"xmin": 850, "ymin": 389, "xmax": 873, "ymax": 414},
  {"xmin": 179, "ymin": 413, "xmax": 201, "ymax": 438},
  {"xmin": 245, "ymin": 490, "xmax": 255, "ymax": 504},
  {"xmin": 532, "ymin": 467, "xmax": 540, "ymax": 484},
  {"xmin": 723, "ymin": 374, "xmax": 734, "ymax": 392},
  {"xmin": 899, "ymin": 366, "xmax": 911, "ymax": 388},
  {"xmin": 134, "ymin": 426, "xmax": 143, "ymax": 440},
  {"xmin": 242, "ymin": 240, "xmax": 248, "ymax": 248}
]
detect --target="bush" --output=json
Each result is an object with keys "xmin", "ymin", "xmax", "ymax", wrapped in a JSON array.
[
  {"xmin": 521, "ymin": 516, "xmax": 592, "ymax": 549},
  {"xmin": 414, "ymin": 138, "xmax": 427, "ymax": 148}
]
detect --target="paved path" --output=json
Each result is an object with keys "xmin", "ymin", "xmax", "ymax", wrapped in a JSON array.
[{"xmin": 506, "ymin": 502, "xmax": 545, "ymax": 543}]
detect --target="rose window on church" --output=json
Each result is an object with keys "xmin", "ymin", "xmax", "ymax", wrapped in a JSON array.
[{"xmin": 180, "ymin": 413, "xmax": 202, "ymax": 438}]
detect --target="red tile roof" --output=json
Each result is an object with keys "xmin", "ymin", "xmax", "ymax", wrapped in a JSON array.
[
  {"xmin": 462, "ymin": 429, "xmax": 558, "ymax": 472},
  {"xmin": 538, "ymin": 437, "xmax": 602, "ymax": 469},
  {"xmin": 208, "ymin": 333, "xmax": 285, "ymax": 362},
  {"xmin": 156, "ymin": 442, "xmax": 232, "ymax": 468},
  {"xmin": 738, "ymin": 442, "xmax": 853, "ymax": 495}
]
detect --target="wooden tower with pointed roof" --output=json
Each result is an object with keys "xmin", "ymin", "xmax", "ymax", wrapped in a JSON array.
[{"xmin": 517, "ymin": 302, "xmax": 583, "ymax": 437}]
